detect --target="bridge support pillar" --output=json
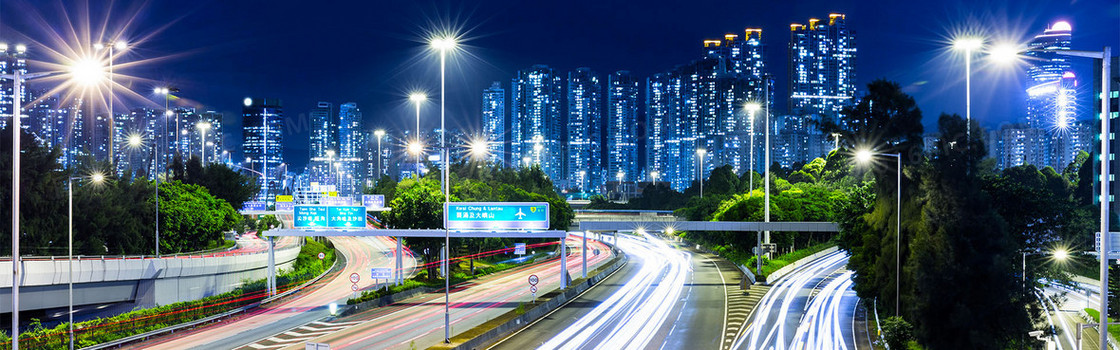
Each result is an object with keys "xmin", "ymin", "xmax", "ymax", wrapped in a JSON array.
[
  {"xmin": 582, "ymin": 233, "xmax": 587, "ymax": 279},
  {"xmin": 396, "ymin": 237, "xmax": 403, "ymax": 285},
  {"xmin": 267, "ymin": 236, "xmax": 276, "ymax": 296},
  {"xmin": 560, "ymin": 235, "xmax": 568, "ymax": 289}
]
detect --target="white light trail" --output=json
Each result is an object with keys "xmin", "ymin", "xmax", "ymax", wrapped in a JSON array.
[{"xmin": 538, "ymin": 231, "xmax": 689, "ymax": 350}]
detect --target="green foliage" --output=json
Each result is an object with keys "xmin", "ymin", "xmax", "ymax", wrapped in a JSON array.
[
  {"xmin": 256, "ymin": 215, "xmax": 282, "ymax": 232},
  {"xmin": 0, "ymin": 125, "xmax": 69, "ymax": 255},
  {"xmin": 158, "ymin": 181, "xmax": 240, "ymax": 254},
  {"xmin": 881, "ymin": 316, "xmax": 915, "ymax": 350},
  {"xmin": 366, "ymin": 175, "xmax": 398, "ymax": 203}
]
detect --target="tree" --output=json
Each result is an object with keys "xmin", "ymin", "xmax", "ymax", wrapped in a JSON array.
[
  {"xmin": 0, "ymin": 125, "xmax": 68, "ymax": 255},
  {"xmin": 383, "ymin": 177, "xmax": 445, "ymax": 280},
  {"xmin": 907, "ymin": 114, "xmax": 1034, "ymax": 349},
  {"xmin": 189, "ymin": 163, "xmax": 259, "ymax": 210},
  {"xmin": 365, "ymin": 175, "xmax": 398, "ymax": 203},
  {"xmin": 158, "ymin": 181, "xmax": 240, "ymax": 253},
  {"xmin": 881, "ymin": 316, "xmax": 914, "ymax": 350}
]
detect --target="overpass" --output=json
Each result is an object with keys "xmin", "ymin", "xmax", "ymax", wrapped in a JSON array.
[{"xmin": 0, "ymin": 235, "xmax": 300, "ymax": 314}]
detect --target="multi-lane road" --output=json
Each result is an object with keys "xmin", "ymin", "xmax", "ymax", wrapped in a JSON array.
[
  {"xmin": 126, "ymin": 228, "xmax": 878, "ymax": 350},
  {"xmin": 736, "ymin": 249, "xmax": 863, "ymax": 350},
  {"xmin": 128, "ymin": 236, "xmax": 414, "ymax": 349},
  {"xmin": 269, "ymin": 236, "xmax": 614, "ymax": 350}
]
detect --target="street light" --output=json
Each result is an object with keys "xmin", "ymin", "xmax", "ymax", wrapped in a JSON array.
[
  {"xmin": 374, "ymin": 129, "xmax": 386, "ymax": 177},
  {"xmin": 616, "ymin": 171, "xmax": 626, "ymax": 201},
  {"xmin": 96, "ymin": 40, "xmax": 127, "ymax": 167},
  {"xmin": 68, "ymin": 172, "xmax": 104, "ymax": 350},
  {"xmin": 430, "ymin": 33, "xmax": 457, "ymax": 344},
  {"xmin": 7, "ymin": 46, "xmax": 106, "ymax": 350},
  {"xmin": 468, "ymin": 137, "xmax": 490, "ymax": 161},
  {"xmin": 196, "ymin": 122, "xmax": 211, "ymax": 163},
  {"xmin": 744, "ymin": 102, "xmax": 761, "ymax": 194},
  {"xmin": 126, "ymin": 133, "xmax": 143, "ymax": 176},
  {"xmin": 856, "ymin": 149, "xmax": 902, "ymax": 316},
  {"xmin": 952, "ymin": 36, "xmax": 983, "ymax": 141},
  {"xmin": 1022, "ymin": 248, "xmax": 1069, "ymax": 289},
  {"xmin": 696, "ymin": 148, "xmax": 707, "ymax": 198},
  {"xmin": 991, "ymin": 43, "xmax": 1111, "ymax": 347}
]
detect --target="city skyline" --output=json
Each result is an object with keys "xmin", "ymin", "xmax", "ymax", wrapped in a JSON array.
[{"xmin": 0, "ymin": 0, "xmax": 1114, "ymax": 173}]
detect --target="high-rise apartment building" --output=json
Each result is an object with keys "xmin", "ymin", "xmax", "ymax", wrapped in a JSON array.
[
  {"xmin": 481, "ymin": 82, "xmax": 506, "ymax": 164},
  {"xmin": 242, "ymin": 97, "xmax": 284, "ymax": 203},
  {"xmin": 511, "ymin": 65, "xmax": 565, "ymax": 184},
  {"xmin": 567, "ymin": 68, "xmax": 602, "ymax": 192},
  {"xmin": 310, "ymin": 102, "xmax": 336, "ymax": 161},
  {"xmin": 647, "ymin": 30, "xmax": 768, "ymax": 190},
  {"xmin": 338, "ymin": 102, "xmax": 363, "ymax": 197},
  {"xmin": 607, "ymin": 71, "xmax": 639, "ymax": 187},
  {"xmin": 0, "ymin": 43, "xmax": 28, "ymax": 130},
  {"xmin": 788, "ymin": 14, "xmax": 857, "ymax": 124}
]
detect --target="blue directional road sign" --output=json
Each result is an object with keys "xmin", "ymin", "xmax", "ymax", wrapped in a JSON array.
[
  {"xmin": 327, "ymin": 206, "xmax": 367, "ymax": 228},
  {"xmin": 362, "ymin": 194, "xmax": 385, "ymax": 209},
  {"xmin": 242, "ymin": 201, "xmax": 267, "ymax": 211},
  {"xmin": 371, "ymin": 267, "xmax": 392, "ymax": 279},
  {"xmin": 444, "ymin": 202, "xmax": 549, "ymax": 230},
  {"xmin": 294, "ymin": 205, "xmax": 367, "ymax": 229},
  {"xmin": 294, "ymin": 206, "xmax": 329, "ymax": 228}
]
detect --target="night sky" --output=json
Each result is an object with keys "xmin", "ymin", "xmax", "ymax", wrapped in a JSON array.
[{"xmin": 2, "ymin": 0, "xmax": 1118, "ymax": 170}]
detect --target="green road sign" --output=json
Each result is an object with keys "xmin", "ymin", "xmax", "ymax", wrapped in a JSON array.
[{"xmin": 444, "ymin": 202, "xmax": 549, "ymax": 230}]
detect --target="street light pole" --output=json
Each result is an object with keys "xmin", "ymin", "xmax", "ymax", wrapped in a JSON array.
[
  {"xmin": 375, "ymin": 129, "xmax": 385, "ymax": 177},
  {"xmin": 430, "ymin": 36, "xmax": 456, "ymax": 344},
  {"xmin": 764, "ymin": 79, "xmax": 771, "ymax": 249},
  {"xmin": 993, "ymin": 45, "xmax": 1112, "ymax": 348},
  {"xmin": 6, "ymin": 66, "xmax": 54, "ymax": 350}
]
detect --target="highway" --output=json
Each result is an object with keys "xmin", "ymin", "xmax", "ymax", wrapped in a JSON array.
[
  {"xmin": 126, "ymin": 236, "xmax": 415, "ymax": 349},
  {"xmin": 272, "ymin": 235, "xmax": 614, "ymax": 350},
  {"xmin": 1040, "ymin": 282, "xmax": 1103, "ymax": 350},
  {"xmin": 736, "ymin": 250, "xmax": 862, "ymax": 350},
  {"xmin": 490, "ymin": 233, "xmax": 741, "ymax": 350}
]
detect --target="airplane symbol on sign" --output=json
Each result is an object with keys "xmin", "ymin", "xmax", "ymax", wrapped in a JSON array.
[{"xmin": 515, "ymin": 208, "xmax": 527, "ymax": 220}]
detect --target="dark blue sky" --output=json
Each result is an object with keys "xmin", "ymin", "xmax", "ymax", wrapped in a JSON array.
[{"xmin": 3, "ymin": 0, "xmax": 1118, "ymax": 170}]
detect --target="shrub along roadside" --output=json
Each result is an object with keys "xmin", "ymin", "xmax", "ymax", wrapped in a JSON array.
[
  {"xmin": 0, "ymin": 237, "xmax": 335, "ymax": 349},
  {"xmin": 681, "ymin": 231, "xmax": 834, "ymax": 280}
]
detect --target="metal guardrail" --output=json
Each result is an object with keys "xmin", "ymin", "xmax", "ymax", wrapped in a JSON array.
[{"xmin": 80, "ymin": 255, "xmax": 340, "ymax": 350}]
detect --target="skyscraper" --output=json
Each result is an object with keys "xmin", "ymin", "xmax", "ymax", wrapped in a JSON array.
[
  {"xmin": 242, "ymin": 97, "xmax": 284, "ymax": 203},
  {"xmin": 1025, "ymin": 20, "xmax": 1074, "ymax": 130},
  {"xmin": 567, "ymin": 68, "xmax": 602, "ymax": 192},
  {"xmin": 0, "ymin": 43, "xmax": 28, "ymax": 130},
  {"xmin": 194, "ymin": 111, "xmax": 223, "ymax": 163},
  {"xmin": 607, "ymin": 71, "xmax": 639, "ymax": 187},
  {"xmin": 646, "ymin": 30, "xmax": 767, "ymax": 190},
  {"xmin": 338, "ymin": 102, "xmax": 363, "ymax": 197},
  {"xmin": 788, "ymin": 14, "xmax": 857, "ymax": 124},
  {"xmin": 309, "ymin": 102, "xmax": 336, "ymax": 161},
  {"xmin": 511, "ymin": 65, "xmax": 565, "ymax": 184},
  {"xmin": 481, "ymin": 82, "xmax": 506, "ymax": 164}
]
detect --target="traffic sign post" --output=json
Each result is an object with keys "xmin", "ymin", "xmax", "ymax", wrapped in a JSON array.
[
  {"xmin": 514, "ymin": 243, "xmax": 526, "ymax": 255},
  {"xmin": 349, "ymin": 272, "xmax": 360, "ymax": 284},
  {"xmin": 529, "ymin": 274, "xmax": 539, "ymax": 300},
  {"xmin": 318, "ymin": 252, "xmax": 325, "ymax": 260}
]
